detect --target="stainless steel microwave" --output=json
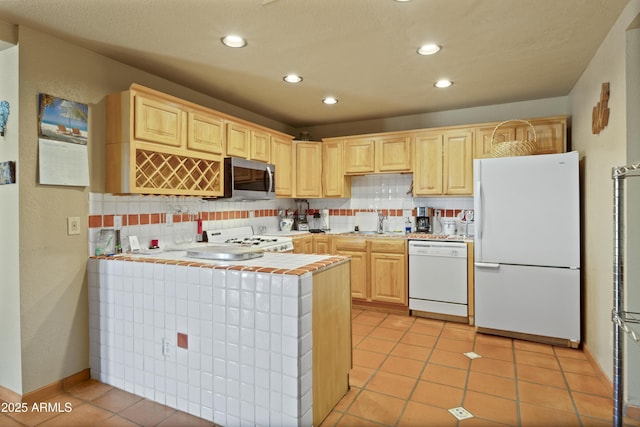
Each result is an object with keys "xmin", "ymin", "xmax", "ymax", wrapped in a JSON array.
[{"xmin": 221, "ymin": 157, "xmax": 276, "ymax": 201}]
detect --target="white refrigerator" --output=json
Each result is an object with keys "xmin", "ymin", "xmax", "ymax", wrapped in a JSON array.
[{"xmin": 473, "ymin": 151, "xmax": 581, "ymax": 346}]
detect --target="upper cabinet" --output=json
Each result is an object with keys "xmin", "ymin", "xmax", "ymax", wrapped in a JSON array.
[
  {"xmin": 105, "ymin": 84, "xmax": 292, "ymax": 197},
  {"xmin": 413, "ymin": 129, "xmax": 473, "ymax": 196},
  {"xmin": 341, "ymin": 133, "xmax": 412, "ymax": 175},
  {"xmin": 322, "ymin": 140, "xmax": 351, "ymax": 198},
  {"xmin": 474, "ymin": 116, "xmax": 567, "ymax": 159},
  {"xmin": 295, "ymin": 141, "xmax": 323, "ymax": 198},
  {"xmin": 271, "ymin": 135, "xmax": 294, "ymax": 197}
]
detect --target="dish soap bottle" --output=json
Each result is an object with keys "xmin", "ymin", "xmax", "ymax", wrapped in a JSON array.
[{"xmin": 405, "ymin": 217, "xmax": 412, "ymax": 234}]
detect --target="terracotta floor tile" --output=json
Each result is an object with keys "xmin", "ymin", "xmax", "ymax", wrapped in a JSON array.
[
  {"xmin": 333, "ymin": 387, "xmax": 360, "ymax": 413},
  {"xmin": 65, "ymin": 379, "xmax": 114, "ymax": 401},
  {"xmin": 357, "ymin": 336, "xmax": 397, "ymax": 354},
  {"xmin": 571, "ymin": 391, "xmax": 613, "ymax": 420},
  {"xmin": 318, "ymin": 410, "xmax": 342, "ymax": 427},
  {"xmin": 409, "ymin": 321, "xmax": 444, "ymax": 337},
  {"xmin": 554, "ymin": 346, "xmax": 588, "ymax": 360},
  {"xmin": 367, "ymin": 326, "xmax": 405, "ymax": 342},
  {"xmin": 353, "ymin": 314, "xmax": 385, "ymax": 327},
  {"xmin": 429, "ymin": 349, "xmax": 471, "ymax": 370},
  {"xmin": 519, "ymin": 401, "xmax": 580, "ymax": 427},
  {"xmin": 516, "ymin": 363, "xmax": 567, "ymax": 389},
  {"xmin": 397, "ymin": 401, "xmax": 457, "ymax": 427},
  {"xmin": 390, "ymin": 343, "xmax": 432, "ymax": 361},
  {"xmin": 564, "ymin": 372, "xmax": 610, "ymax": 397},
  {"xmin": 467, "ymin": 371, "xmax": 516, "ymax": 400},
  {"xmin": 412, "ymin": 316, "xmax": 445, "ymax": 328},
  {"xmin": 463, "ymin": 390, "xmax": 519, "ymax": 426},
  {"xmin": 349, "ymin": 366, "xmax": 375, "ymax": 388},
  {"xmin": 475, "ymin": 333, "xmax": 513, "ymax": 348},
  {"xmin": 365, "ymin": 370, "xmax": 417, "ymax": 400},
  {"xmin": 5, "ymin": 402, "xmax": 66, "ymax": 426},
  {"xmin": 378, "ymin": 316, "xmax": 414, "ymax": 331},
  {"xmin": 421, "ymin": 364, "xmax": 468, "ymax": 389},
  {"xmin": 514, "ymin": 349, "xmax": 560, "ymax": 370},
  {"xmin": 410, "ymin": 380, "xmax": 463, "ymax": 409},
  {"xmin": 91, "ymin": 388, "xmax": 143, "ymax": 413},
  {"xmin": 441, "ymin": 326, "xmax": 476, "ymax": 341},
  {"xmin": 461, "ymin": 417, "xmax": 512, "ymax": 426},
  {"xmin": 96, "ymin": 415, "xmax": 141, "ymax": 427},
  {"xmin": 351, "ymin": 334, "xmax": 365, "ymax": 347},
  {"xmin": 559, "ymin": 356, "xmax": 600, "ymax": 376},
  {"xmin": 470, "ymin": 357, "xmax": 515, "ymax": 378},
  {"xmin": 435, "ymin": 337, "xmax": 474, "ymax": 353},
  {"xmin": 400, "ymin": 332, "xmax": 437, "ymax": 348},
  {"xmin": 517, "ymin": 381, "xmax": 575, "ymax": 413},
  {"xmin": 39, "ymin": 403, "xmax": 113, "ymax": 427},
  {"xmin": 513, "ymin": 340, "xmax": 555, "ymax": 355},
  {"xmin": 473, "ymin": 342, "xmax": 514, "ymax": 362},
  {"xmin": 352, "ymin": 348, "xmax": 387, "ymax": 369},
  {"xmin": 156, "ymin": 410, "xmax": 216, "ymax": 426},
  {"xmin": 336, "ymin": 413, "xmax": 385, "ymax": 427},
  {"xmin": 118, "ymin": 399, "xmax": 176, "ymax": 426},
  {"xmin": 347, "ymin": 390, "xmax": 406, "ymax": 425},
  {"xmin": 379, "ymin": 355, "xmax": 425, "ymax": 378},
  {"xmin": 351, "ymin": 323, "xmax": 376, "ymax": 336},
  {"xmin": 0, "ymin": 414, "xmax": 24, "ymax": 426},
  {"xmin": 580, "ymin": 415, "xmax": 616, "ymax": 427}
]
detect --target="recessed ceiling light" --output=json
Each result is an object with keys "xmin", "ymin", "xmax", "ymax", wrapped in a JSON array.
[
  {"xmin": 283, "ymin": 74, "xmax": 303, "ymax": 83},
  {"xmin": 221, "ymin": 35, "xmax": 247, "ymax": 48},
  {"xmin": 434, "ymin": 79, "xmax": 453, "ymax": 88},
  {"xmin": 394, "ymin": 0, "xmax": 413, "ymax": 2},
  {"xmin": 417, "ymin": 44, "xmax": 441, "ymax": 55},
  {"xmin": 322, "ymin": 97, "xmax": 338, "ymax": 105}
]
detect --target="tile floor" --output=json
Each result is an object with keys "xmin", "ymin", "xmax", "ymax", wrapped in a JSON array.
[{"xmin": 1, "ymin": 308, "xmax": 639, "ymax": 426}]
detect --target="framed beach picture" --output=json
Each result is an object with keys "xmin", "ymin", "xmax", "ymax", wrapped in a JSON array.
[
  {"xmin": 37, "ymin": 93, "xmax": 90, "ymax": 186},
  {"xmin": 0, "ymin": 160, "xmax": 16, "ymax": 185}
]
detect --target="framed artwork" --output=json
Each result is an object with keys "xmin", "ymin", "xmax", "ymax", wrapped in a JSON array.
[{"xmin": 0, "ymin": 160, "xmax": 16, "ymax": 184}]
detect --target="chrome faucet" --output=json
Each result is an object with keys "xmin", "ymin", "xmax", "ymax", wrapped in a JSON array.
[{"xmin": 378, "ymin": 212, "xmax": 387, "ymax": 233}]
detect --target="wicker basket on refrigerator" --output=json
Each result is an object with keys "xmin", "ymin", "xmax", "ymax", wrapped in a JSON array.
[{"xmin": 490, "ymin": 119, "xmax": 537, "ymax": 157}]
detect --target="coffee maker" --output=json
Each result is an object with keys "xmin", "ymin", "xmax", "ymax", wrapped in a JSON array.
[{"xmin": 416, "ymin": 207, "xmax": 431, "ymax": 233}]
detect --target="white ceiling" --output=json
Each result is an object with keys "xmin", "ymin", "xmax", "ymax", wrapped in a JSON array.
[{"xmin": 0, "ymin": 0, "xmax": 630, "ymax": 127}]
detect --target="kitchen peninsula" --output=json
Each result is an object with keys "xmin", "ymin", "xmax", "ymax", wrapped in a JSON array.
[{"xmin": 87, "ymin": 252, "xmax": 351, "ymax": 426}]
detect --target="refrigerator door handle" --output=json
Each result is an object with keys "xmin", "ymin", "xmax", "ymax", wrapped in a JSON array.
[
  {"xmin": 475, "ymin": 262, "xmax": 500, "ymax": 269},
  {"xmin": 474, "ymin": 179, "xmax": 483, "ymax": 261}
]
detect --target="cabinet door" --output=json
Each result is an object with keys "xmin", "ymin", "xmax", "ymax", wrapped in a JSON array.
[
  {"xmin": 332, "ymin": 238, "xmax": 368, "ymax": 300},
  {"xmin": 187, "ymin": 111, "xmax": 225, "ymax": 155},
  {"xmin": 413, "ymin": 133, "xmax": 443, "ymax": 195},
  {"xmin": 344, "ymin": 139, "xmax": 375, "ymax": 174},
  {"xmin": 295, "ymin": 142, "xmax": 322, "ymax": 198},
  {"xmin": 444, "ymin": 130, "xmax": 473, "ymax": 195},
  {"xmin": 313, "ymin": 235, "xmax": 331, "ymax": 254},
  {"xmin": 322, "ymin": 140, "xmax": 351, "ymax": 198},
  {"xmin": 226, "ymin": 122, "xmax": 250, "ymax": 158},
  {"xmin": 133, "ymin": 93, "xmax": 184, "ymax": 147},
  {"xmin": 293, "ymin": 235, "xmax": 313, "ymax": 254},
  {"xmin": 370, "ymin": 252, "xmax": 407, "ymax": 305},
  {"xmin": 474, "ymin": 125, "xmax": 516, "ymax": 159},
  {"xmin": 517, "ymin": 118, "xmax": 566, "ymax": 154},
  {"xmin": 250, "ymin": 129, "xmax": 271, "ymax": 162},
  {"xmin": 376, "ymin": 135, "xmax": 412, "ymax": 172},
  {"xmin": 271, "ymin": 136, "xmax": 294, "ymax": 197}
]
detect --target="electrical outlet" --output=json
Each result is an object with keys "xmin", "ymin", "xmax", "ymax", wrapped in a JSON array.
[
  {"xmin": 162, "ymin": 338, "xmax": 172, "ymax": 358},
  {"xmin": 67, "ymin": 217, "xmax": 81, "ymax": 235}
]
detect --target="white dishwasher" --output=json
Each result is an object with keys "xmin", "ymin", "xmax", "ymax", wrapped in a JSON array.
[{"xmin": 408, "ymin": 240, "xmax": 468, "ymax": 318}]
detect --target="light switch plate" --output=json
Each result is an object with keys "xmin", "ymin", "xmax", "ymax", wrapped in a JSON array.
[{"xmin": 67, "ymin": 217, "xmax": 81, "ymax": 235}]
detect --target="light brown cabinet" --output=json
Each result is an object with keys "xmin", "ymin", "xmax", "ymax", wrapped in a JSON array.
[
  {"xmin": 186, "ymin": 110, "xmax": 225, "ymax": 155},
  {"xmin": 271, "ymin": 135, "xmax": 294, "ymax": 197},
  {"xmin": 226, "ymin": 122, "xmax": 250, "ymax": 158},
  {"xmin": 414, "ymin": 129, "xmax": 473, "ymax": 196},
  {"xmin": 474, "ymin": 116, "xmax": 567, "ymax": 159},
  {"xmin": 313, "ymin": 234, "xmax": 331, "ymax": 254},
  {"xmin": 250, "ymin": 128, "xmax": 271, "ymax": 162},
  {"xmin": 330, "ymin": 236, "xmax": 408, "ymax": 310},
  {"xmin": 369, "ymin": 239, "xmax": 407, "ymax": 306},
  {"xmin": 106, "ymin": 85, "xmax": 223, "ymax": 197},
  {"xmin": 322, "ymin": 140, "xmax": 351, "ymax": 198},
  {"xmin": 295, "ymin": 141, "xmax": 323, "ymax": 198},
  {"xmin": 341, "ymin": 134, "xmax": 412, "ymax": 175},
  {"xmin": 292, "ymin": 234, "xmax": 313, "ymax": 254}
]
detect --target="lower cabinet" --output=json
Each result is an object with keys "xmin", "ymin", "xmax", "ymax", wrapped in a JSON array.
[
  {"xmin": 331, "ymin": 236, "xmax": 408, "ymax": 311},
  {"xmin": 293, "ymin": 234, "xmax": 313, "ymax": 254}
]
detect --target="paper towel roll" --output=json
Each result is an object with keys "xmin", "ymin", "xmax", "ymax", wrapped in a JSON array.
[{"xmin": 321, "ymin": 208, "xmax": 330, "ymax": 230}]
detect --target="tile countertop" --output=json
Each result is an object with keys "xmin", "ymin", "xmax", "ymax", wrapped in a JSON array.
[
  {"xmin": 289, "ymin": 230, "xmax": 473, "ymax": 242},
  {"xmin": 93, "ymin": 251, "xmax": 349, "ymax": 276}
]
